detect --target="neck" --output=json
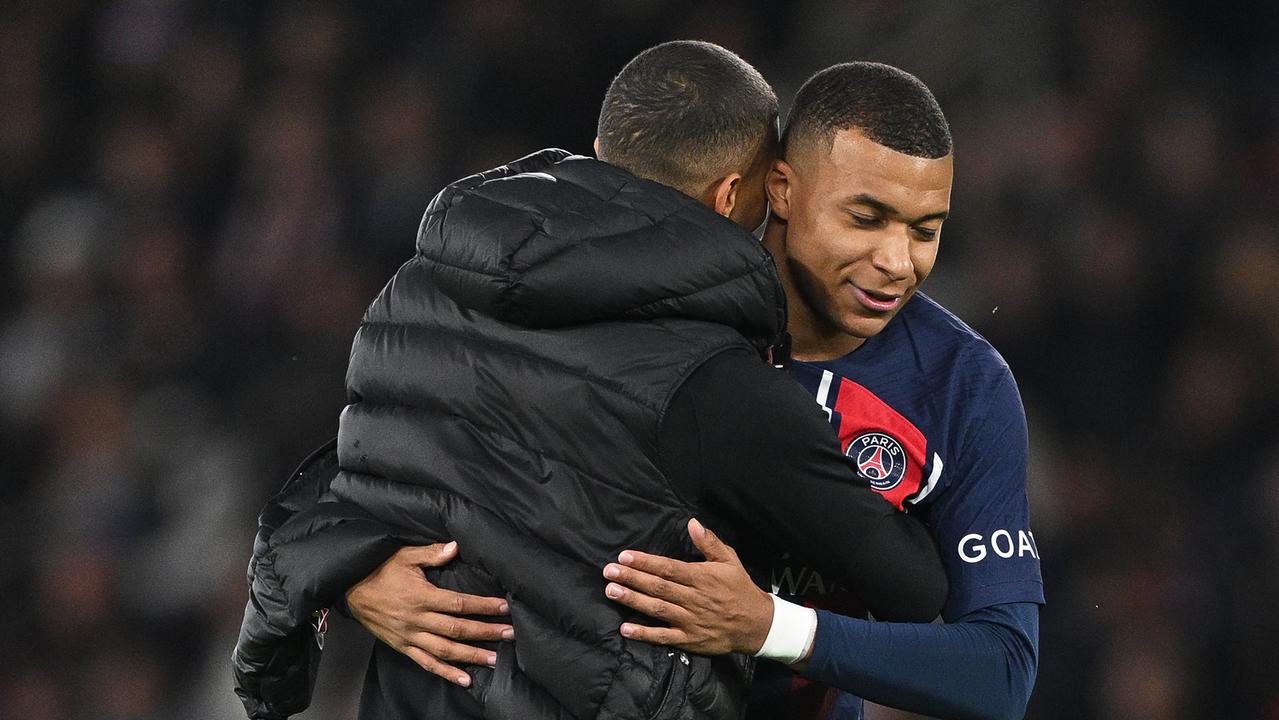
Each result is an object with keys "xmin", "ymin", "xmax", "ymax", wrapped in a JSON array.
[
  {"xmin": 763, "ymin": 219, "xmax": 866, "ymax": 362},
  {"xmin": 788, "ymin": 307, "xmax": 867, "ymax": 362}
]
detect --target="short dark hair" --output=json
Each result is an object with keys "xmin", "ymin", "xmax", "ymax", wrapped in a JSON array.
[
  {"xmin": 782, "ymin": 62, "xmax": 951, "ymax": 161},
  {"xmin": 597, "ymin": 41, "xmax": 779, "ymax": 195}
]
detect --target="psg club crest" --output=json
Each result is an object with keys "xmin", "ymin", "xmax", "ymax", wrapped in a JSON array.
[{"xmin": 847, "ymin": 432, "xmax": 907, "ymax": 491}]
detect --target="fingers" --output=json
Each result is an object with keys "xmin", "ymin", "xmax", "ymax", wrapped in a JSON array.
[
  {"xmin": 403, "ymin": 645, "xmax": 473, "ymax": 688},
  {"xmin": 412, "ymin": 632, "xmax": 498, "ymax": 668},
  {"xmin": 396, "ymin": 544, "xmax": 510, "ymax": 616},
  {"xmin": 399, "ymin": 629, "xmax": 504, "ymax": 689},
  {"xmin": 603, "ymin": 562, "xmax": 692, "ymax": 606},
  {"xmin": 420, "ymin": 614, "xmax": 515, "ymax": 642},
  {"xmin": 397, "ymin": 541, "xmax": 459, "ymax": 567},
  {"xmin": 603, "ymin": 580, "xmax": 690, "ymax": 625},
  {"xmin": 425, "ymin": 587, "xmax": 510, "ymax": 616},
  {"xmin": 614, "ymin": 549, "xmax": 697, "ymax": 585},
  {"xmin": 687, "ymin": 518, "xmax": 736, "ymax": 564},
  {"xmin": 618, "ymin": 622, "xmax": 689, "ymax": 648}
]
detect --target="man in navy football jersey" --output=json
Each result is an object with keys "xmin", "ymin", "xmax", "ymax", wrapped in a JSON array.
[{"xmin": 601, "ymin": 63, "xmax": 1043, "ymax": 720}]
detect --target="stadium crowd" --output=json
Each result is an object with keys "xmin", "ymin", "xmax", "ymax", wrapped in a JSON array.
[{"xmin": 0, "ymin": 1, "xmax": 1275, "ymax": 718}]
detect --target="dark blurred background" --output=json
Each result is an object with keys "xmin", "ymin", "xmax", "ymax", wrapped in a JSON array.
[{"xmin": 1, "ymin": 1, "xmax": 1276, "ymax": 718}]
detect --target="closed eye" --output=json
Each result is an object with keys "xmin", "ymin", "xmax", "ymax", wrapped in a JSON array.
[{"xmin": 847, "ymin": 212, "xmax": 882, "ymax": 228}]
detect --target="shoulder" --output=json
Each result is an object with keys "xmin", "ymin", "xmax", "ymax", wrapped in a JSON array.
[
  {"xmin": 902, "ymin": 294, "xmax": 1009, "ymax": 374},
  {"xmin": 679, "ymin": 349, "xmax": 824, "ymax": 413},
  {"xmin": 669, "ymin": 348, "xmax": 838, "ymax": 447},
  {"xmin": 897, "ymin": 293, "xmax": 1019, "ymax": 403},
  {"xmin": 658, "ymin": 348, "xmax": 841, "ymax": 506},
  {"xmin": 897, "ymin": 294, "xmax": 1024, "ymax": 450}
]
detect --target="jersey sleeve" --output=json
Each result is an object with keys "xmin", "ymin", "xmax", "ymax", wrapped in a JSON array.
[
  {"xmin": 929, "ymin": 359, "xmax": 1044, "ymax": 620},
  {"xmin": 802, "ymin": 601, "xmax": 1040, "ymax": 720},
  {"xmin": 660, "ymin": 349, "xmax": 948, "ymax": 623}
]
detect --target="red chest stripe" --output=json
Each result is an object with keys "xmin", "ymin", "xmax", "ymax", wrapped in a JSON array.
[{"xmin": 831, "ymin": 376, "xmax": 927, "ymax": 510}]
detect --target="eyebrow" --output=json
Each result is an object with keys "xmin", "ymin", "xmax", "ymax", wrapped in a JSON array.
[{"xmin": 842, "ymin": 193, "xmax": 949, "ymax": 224}]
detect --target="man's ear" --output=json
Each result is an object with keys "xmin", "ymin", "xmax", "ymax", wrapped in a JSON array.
[
  {"xmin": 593, "ymin": 137, "xmax": 601, "ymax": 158},
  {"xmin": 766, "ymin": 159, "xmax": 793, "ymax": 221},
  {"xmin": 704, "ymin": 172, "xmax": 743, "ymax": 218}
]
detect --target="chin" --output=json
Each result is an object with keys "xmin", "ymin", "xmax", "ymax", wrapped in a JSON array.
[{"xmin": 839, "ymin": 314, "xmax": 891, "ymax": 340}]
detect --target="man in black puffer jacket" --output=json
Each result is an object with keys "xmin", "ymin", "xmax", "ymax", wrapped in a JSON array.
[{"xmin": 234, "ymin": 42, "xmax": 946, "ymax": 720}]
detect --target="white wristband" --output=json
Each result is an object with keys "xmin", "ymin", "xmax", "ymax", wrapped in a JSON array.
[{"xmin": 753, "ymin": 594, "xmax": 818, "ymax": 665}]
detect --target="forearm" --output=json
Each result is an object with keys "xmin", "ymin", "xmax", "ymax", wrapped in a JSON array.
[
  {"xmin": 801, "ymin": 602, "xmax": 1039, "ymax": 720},
  {"xmin": 848, "ymin": 512, "xmax": 948, "ymax": 621},
  {"xmin": 670, "ymin": 352, "xmax": 948, "ymax": 620}
]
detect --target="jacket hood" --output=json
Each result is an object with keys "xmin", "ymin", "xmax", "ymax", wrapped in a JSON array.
[{"xmin": 416, "ymin": 148, "xmax": 786, "ymax": 344}]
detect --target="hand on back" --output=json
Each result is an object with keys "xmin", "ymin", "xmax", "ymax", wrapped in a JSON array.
[
  {"xmin": 346, "ymin": 542, "xmax": 512, "ymax": 687},
  {"xmin": 602, "ymin": 518, "xmax": 774, "ymax": 656}
]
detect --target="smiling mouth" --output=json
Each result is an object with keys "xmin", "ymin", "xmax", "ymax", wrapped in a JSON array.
[{"xmin": 851, "ymin": 285, "xmax": 903, "ymax": 313}]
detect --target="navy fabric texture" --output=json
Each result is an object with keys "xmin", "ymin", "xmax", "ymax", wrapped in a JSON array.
[
  {"xmin": 804, "ymin": 602, "xmax": 1039, "ymax": 720},
  {"xmin": 764, "ymin": 292, "xmax": 1044, "ymax": 719}
]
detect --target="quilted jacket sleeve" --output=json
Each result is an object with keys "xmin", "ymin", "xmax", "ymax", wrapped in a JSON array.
[{"xmin": 231, "ymin": 440, "xmax": 429, "ymax": 719}]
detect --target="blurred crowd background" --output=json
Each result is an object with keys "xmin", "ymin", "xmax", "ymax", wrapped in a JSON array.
[{"xmin": 1, "ymin": 1, "xmax": 1276, "ymax": 718}]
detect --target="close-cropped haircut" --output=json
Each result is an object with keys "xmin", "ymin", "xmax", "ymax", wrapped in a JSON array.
[
  {"xmin": 597, "ymin": 41, "xmax": 779, "ymax": 195},
  {"xmin": 782, "ymin": 62, "xmax": 951, "ymax": 161}
]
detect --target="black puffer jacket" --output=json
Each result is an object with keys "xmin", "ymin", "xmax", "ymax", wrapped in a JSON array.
[{"xmin": 233, "ymin": 149, "xmax": 788, "ymax": 719}]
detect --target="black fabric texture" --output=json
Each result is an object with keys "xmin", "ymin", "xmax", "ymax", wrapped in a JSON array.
[{"xmin": 234, "ymin": 149, "xmax": 783, "ymax": 719}]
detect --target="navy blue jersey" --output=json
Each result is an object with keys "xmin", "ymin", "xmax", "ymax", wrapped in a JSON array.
[{"xmin": 751, "ymin": 292, "xmax": 1044, "ymax": 720}]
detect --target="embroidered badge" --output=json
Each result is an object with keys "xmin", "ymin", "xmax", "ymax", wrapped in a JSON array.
[{"xmin": 847, "ymin": 432, "xmax": 907, "ymax": 491}]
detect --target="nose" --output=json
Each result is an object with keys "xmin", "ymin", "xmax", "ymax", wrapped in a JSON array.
[{"xmin": 870, "ymin": 225, "xmax": 912, "ymax": 283}]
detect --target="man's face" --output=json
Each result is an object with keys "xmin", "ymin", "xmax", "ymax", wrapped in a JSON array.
[{"xmin": 769, "ymin": 128, "xmax": 953, "ymax": 344}]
